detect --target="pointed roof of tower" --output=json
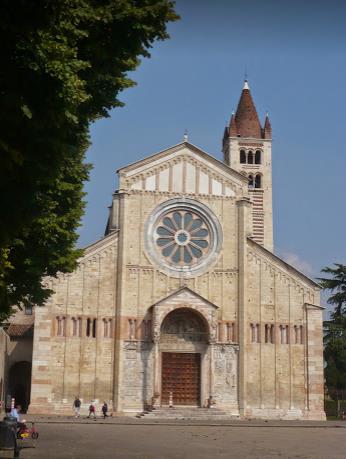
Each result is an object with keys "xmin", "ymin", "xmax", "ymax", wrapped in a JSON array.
[
  {"xmin": 234, "ymin": 80, "xmax": 262, "ymax": 138},
  {"xmin": 229, "ymin": 111, "xmax": 237, "ymax": 136},
  {"xmin": 263, "ymin": 113, "xmax": 272, "ymax": 139}
]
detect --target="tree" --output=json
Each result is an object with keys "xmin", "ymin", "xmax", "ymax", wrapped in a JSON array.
[
  {"xmin": 0, "ymin": 0, "xmax": 178, "ymax": 320},
  {"xmin": 318, "ymin": 264, "xmax": 346, "ymax": 401}
]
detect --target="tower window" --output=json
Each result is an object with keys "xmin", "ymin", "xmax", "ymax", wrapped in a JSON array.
[
  {"xmin": 247, "ymin": 150, "xmax": 254, "ymax": 164},
  {"xmin": 255, "ymin": 174, "xmax": 262, "ymax": 188},
  {"xmin": 240, "ymin": 150, "xmax": 246, "ymax": 163},
  {"xmin": 255, "ymin": 150, "xmax": 261, "ymax": 164},
  {"xmin": 248, "ymin": 174, "xmax": 254, "ymax": 188}
]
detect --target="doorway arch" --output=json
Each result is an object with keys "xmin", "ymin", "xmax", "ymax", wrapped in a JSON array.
[{"xmin": 160, "ymin": 308, "xmax": 208, "ymax": 406}]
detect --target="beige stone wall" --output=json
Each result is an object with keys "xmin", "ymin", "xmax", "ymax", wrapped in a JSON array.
[
  {"xmin": 118, "ymin": 191, "xmax": 240, "ymax": 323},
  {"xmin": 113, "ymin": 182, "xmax": 244, "ymax": 412},
  {"xmin": 29, "ymin": 143, "xmax": 325, "ymax": 420},
  {"xmin": 244, "ymin": 242, "xmax": 325, "ymax": 419},
  {"xmin": 30, "ymin": 233, "xmax": 118, "ymax": 414}
]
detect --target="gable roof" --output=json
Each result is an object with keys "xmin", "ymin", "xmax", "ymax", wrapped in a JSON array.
[
  {"xmin": 117, "ymin": 141, "xmax": 248, "ymax": 184},
  {"xmin": 154, "ymin": 286, "xmax": 219, "ymax": 309},
  {"xmin": 247, "ymin": 238, "xmax": 320, "ymax": 289}
]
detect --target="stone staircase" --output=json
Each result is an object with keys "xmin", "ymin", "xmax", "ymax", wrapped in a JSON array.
[{"xmin": 137, "ymin": 407, "xmax": 239, "ymax": 421}]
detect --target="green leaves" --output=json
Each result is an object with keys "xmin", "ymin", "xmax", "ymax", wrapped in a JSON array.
[
  {"xmin": 318, "ymin": 264, "xmax": 346, "ymax": 317},
  {"xmin": 320, "ymin": 264, "xmax": 346, "ymax": 400},
  {"xmin": 0, "ymin": 0, "xmax": 178, "ymax": 321}
]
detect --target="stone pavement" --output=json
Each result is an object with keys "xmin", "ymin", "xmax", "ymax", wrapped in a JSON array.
[
  {"xmin": 7, "ymin": 422, "xmax": 346, "ymax": 459},
  {"xmin": 23, "ymin": 413, "xmax": 345, "ymax": 427}
]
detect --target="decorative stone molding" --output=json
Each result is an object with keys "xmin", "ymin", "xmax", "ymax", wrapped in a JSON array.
[{"xmin": 151, "ymin": 287, "xmax": 219, "ymax": 344}]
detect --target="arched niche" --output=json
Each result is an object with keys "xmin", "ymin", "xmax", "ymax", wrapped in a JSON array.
[{"xmin": 160, "ymin": 308, "xmax": 209, "ymax": 346}]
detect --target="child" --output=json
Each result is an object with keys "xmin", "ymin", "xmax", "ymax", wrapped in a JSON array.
[
  {"xmin": 101, "ymin": 402, "xmax": 108, "ymax": 419},
  {"xmin": 87, "ymin": 400, "xmax": 97, "ymax": 420}
]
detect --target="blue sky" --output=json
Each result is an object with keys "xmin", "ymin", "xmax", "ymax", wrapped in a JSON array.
[{"xmin": 79, "ymin": 0, "xmax": 346, "ymax": 309}]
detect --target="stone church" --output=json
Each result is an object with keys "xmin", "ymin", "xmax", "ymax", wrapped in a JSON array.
[{"xmin": 28, "ymin": 81, "xmax": 325, "ymax": 420}]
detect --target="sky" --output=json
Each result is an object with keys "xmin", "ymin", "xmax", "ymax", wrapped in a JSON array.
[{"xmin": 79, "ymin": 0, "xmax": 346, "ymax": 312}]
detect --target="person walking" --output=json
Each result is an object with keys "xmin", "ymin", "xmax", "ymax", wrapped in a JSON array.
[
  {"xmin": 87, "ymin": 400, "xmax": 97, "ymax": 420},
  {"xmin": 73, "ymin": 396, "xmax": 81, "ymax": 418},
  {"xmin": 101, "ymin": 402, "xmax": 108, "ymax": 419}
]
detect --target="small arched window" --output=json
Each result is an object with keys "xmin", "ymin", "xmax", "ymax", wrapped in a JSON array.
[
  {"xmin": 280, "ymin": 325, "xmax": 289, "ymax": 344},
  {"xmin": 240, "ymin": 150, "xmax": 246, "ymax": 164},
  {"xmin": 72, "ymin": 317, "xmax": 78, "ymax": 337},
  {"xmin": 86, "ymin": 318, "xmax": 91, "ymax": 337},
  {"xmin": 265, "ymin": 324, "xmax": 275, "ymax": 343},
  {"xmin": 103, "ymin": 319, "xmax": 108, "ymax": 338},
  {"xmin": 255, "ymin": 174, "xmax": 262, "ymax": 188},
  {"xmin": 103, "ymin": 319, "xmax": 113, "ymax": 338},
  {"xmin": 56, "ymin": 316, "xmax": 66, "ymax": 337},
  {"xmin": 250, "ymin": 323, "xmax": 260, "ymax": 343},
  {"xmin": 247, "ymin": 150, "xmax": 254, "ymax": 164},
  {"xmin": 255, "ymin": 150, "xmax": 261, "ymax": 164},
  {"xmin": 248, "ymin": 174, "xmax": 254, "ymax": 188}
]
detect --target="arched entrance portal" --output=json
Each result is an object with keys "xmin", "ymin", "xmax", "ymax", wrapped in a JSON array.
[
  {"xmin": 9, "ymin": 361, "xmax": 32, "ymax": 412},
  {"xmin": 160, "ymin": 308, "xmax": 208, "ymax": 406}
]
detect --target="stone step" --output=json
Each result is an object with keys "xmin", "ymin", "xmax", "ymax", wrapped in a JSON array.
[{"xmin": 137, "ymin": 407, "xmax": 239, "ymax": 420}]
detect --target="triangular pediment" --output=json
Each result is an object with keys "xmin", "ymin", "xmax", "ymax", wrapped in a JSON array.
[
  {"xmin": 118, "ymin": 142, "xmax": 247, "ymax": 197},
  {"xmin": 154, "ymin": 287, "xmax": 219, "ymax": 310}
]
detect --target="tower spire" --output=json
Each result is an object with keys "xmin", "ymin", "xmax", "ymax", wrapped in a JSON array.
[
  {"xmin": 222, "ymin": 79, "xmax": 273, "ymax": 251},
  {"xmin": 234, "ymin": 79, "xmax": 262, "ymax": 138},
  {"xmin": 263, "ymin": 113, "xmax": 272, "ymax": 139}
]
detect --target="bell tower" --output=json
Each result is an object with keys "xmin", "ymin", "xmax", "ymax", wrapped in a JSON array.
[{"xmin": 222, "ymin": 80, "xmax": 273, "ymax": 251}]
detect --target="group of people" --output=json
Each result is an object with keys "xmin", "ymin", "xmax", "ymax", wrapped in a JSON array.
[{"xmin": 73, "ymin": 397, "xmax": 109, "ymax": 420}]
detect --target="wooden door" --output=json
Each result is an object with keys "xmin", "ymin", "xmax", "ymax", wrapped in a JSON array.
[{"xmin": 161, "ymin": 352, "xmax": 201, "ymax": 406}]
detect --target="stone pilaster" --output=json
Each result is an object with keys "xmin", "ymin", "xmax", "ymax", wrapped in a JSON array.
[
  {"xmin": 304, "ymin": 303, "xmax": 326, "ymax": 420},
  {"xmin": 28, "ymin": 307, "xmax": 54, "ymax": 414},
  {"xmin": 236, "ymin": 197, "xmax": 252, "ymax": 416},
  {"xmin": 112, "ymin": 190, "xmax": 129, "ymax": 412}
]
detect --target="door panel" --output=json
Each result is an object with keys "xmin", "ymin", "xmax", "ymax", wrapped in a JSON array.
[{"xmin": 161, "ymin": 352, "xmax": 201, "ymax": 406}]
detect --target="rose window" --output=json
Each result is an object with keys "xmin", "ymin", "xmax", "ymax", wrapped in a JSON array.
[
  {"xmin": 155, "ymin": 210, "xmax": 210, "ymax": 265},
  {"xmin": 145, "ymin": 198, "xmax": 222, "ymax": 277}
]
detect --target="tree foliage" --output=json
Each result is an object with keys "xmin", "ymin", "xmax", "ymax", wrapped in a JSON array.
[
  {"xmin": 0, "ymin": 0, "xmax": 178, "ymax": 319},
  {"xmin": 318, "ymin": 264, "xmax": 346, "ymax": 400}
]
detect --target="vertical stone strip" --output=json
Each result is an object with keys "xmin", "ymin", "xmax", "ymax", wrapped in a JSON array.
[
  {"xmin": 288, "ymin": 283, "xmax": 293, "ymax": 409},
  {"xmin": 236, "ymin": 197, "xmax": 252, "ymax": 416},
  {"xmin": 29, "ymin": 306, "xmax": 54, "ymax": 413},
  {"xmin": 305, "ymin": 304, "xmax": 326, "ymax": 420},
  {"xmin": 113, "ymin": 191, "xmax": 128, "ymax": 412},
  {"xmin": 259, "ymin": 260, "xmax": 263, "ymax": 409}
]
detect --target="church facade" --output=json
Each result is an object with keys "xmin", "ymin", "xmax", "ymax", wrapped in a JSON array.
[{"xmin": 29, "ymin": 81, "xmax": 325, "ymax": 420}]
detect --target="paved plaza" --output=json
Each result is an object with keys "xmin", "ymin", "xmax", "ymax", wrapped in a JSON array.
[{"xmin": 7, "ymin": 420, "xmax": 346, "ymax": 459}]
